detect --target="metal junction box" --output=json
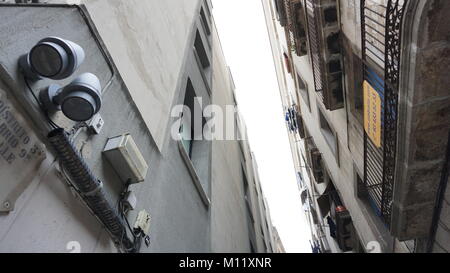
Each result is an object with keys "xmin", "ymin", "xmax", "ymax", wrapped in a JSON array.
[{"xmin": 103, "ymin": 134, "xmax": 148, "ymax": 184}]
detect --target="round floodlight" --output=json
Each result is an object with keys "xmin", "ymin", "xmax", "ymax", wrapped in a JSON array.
[
  {"xmin": 61, "ymin": 91, "xmax": 97, "ymax": 122},
  {"xmin": 29, "ymin": 42, "xmax": 67, "ymax": 78},
  {"xmin": 39, "ymin": 73, "xmax": 102, "ymax": 122},
  {"xmin": 20, "ymin": 37, "xmax": 85, "ymax": 80}
]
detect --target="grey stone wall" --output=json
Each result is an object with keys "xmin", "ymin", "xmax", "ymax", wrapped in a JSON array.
[{"xmin": 392, "ymin": 0, "xmax": 450, "ymax": 246}]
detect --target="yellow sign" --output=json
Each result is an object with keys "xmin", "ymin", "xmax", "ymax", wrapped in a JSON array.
[{"xmin": 364, "ymin": 81, "xmax": 382, "ymax": 148}]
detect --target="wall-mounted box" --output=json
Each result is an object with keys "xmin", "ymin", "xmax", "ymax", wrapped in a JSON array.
[
  {"xmin": 103, "ymin": 134, "xmax": 148, "ymax": 184},
  {"xmin": 134, "ymin": 209, "xmax": 151, "ymax": 236}
]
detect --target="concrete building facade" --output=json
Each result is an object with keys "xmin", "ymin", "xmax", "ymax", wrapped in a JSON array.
[
  {"xmin": 263, "ymin": 0, "xmax": 450, "ymax": 253},
  {"xmin": 0, "ymin": 1, "xmax": 278, "ymax": 253},
  {"xmin": 272, "ymin": 227, "xmax": 286, "ymax": 253}
]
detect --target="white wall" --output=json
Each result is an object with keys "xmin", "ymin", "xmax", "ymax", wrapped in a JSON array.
[{"xmin": 79, "ymin": 0, "xmax": 201, "ymax": 152}]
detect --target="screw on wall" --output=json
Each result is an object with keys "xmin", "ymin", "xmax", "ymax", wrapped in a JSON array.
[{"xmin": 3, "ymin": 201, "xmax": 11, "ymax": 210}]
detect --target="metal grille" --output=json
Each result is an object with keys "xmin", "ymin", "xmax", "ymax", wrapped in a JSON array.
[
  {"xmin": 276, "ymin": 0, "xmax": 288, "ymax": 26},
  {"xmin": 284, "ymin": 0, "xmax": 297, "ymax": 53},
  {"xmin": 362, "ymin": 0, "xmax": 407, "ymax": 225},
  {"xmin": 284, "ymin": 0, "xmax": 307, "ymax": 56},
  {"xmin": 305, "ymin": 0, "xmax": 324, "ymax": 93}
]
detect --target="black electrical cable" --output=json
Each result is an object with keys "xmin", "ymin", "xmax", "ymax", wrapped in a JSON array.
[
  {"xmin": 117, "ymin": 202, "xmax": 135, "ymax": 253},
  {"xmin": 116, "ymin": 186, "xmax": 133, "ymax": 253},
  {"xmin": 117, "ymin": 181, "xmax": 145, "ymax": 253},
  {"xmin": 49, "ymin": 129, "xmax": 136, "ymax": 252},
  {"xmin": 23, "ymin": 76, "xmax": 61, "ymax": 129},
  {"xmin": 60, "ymin": 160, "xmax": 131, "ymax": 253}
]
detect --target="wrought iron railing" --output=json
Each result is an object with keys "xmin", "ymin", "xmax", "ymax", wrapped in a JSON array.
[
  {"xmin": 304, "ymin": 0, "xmax": 343, "ymax": 110},
  {"xmin": 362, "ymin": 0, "xmax": 407, "ymax": 226},
  {"xmin": 284, "ymin": 0, "xmax": 297, "ymax": 53},
  {"xmin": 283, "ymin": 0, "xmax": 308, "ymax": 56},
  {"xmin": 275, "ymin": 0, "xmax": 288, "ymax": 27},
  {"xmin": 305, "ymin": 0, "xmax": 324, "ymax": 93}
]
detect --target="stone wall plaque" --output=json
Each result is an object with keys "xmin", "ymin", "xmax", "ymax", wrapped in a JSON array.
[{"xmin": 0, "ymin": 87, "xmax": 46, "ymax": 212}]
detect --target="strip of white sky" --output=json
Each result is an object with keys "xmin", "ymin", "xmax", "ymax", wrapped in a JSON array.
[{"xmin": 212, "ymin": 0, "xmax": 312, "ymax": 253}]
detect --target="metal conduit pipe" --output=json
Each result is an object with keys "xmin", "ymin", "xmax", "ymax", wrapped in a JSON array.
[{"xmin": 48, "ymin": 128, "xmax": 135, "ymax": 252}]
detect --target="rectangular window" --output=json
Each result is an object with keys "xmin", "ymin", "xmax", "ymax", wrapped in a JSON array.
[
  {"xmin": 194, "ymin": 30, "xmax": 212, "ymax": 88},
  {"xmin": 318, "ymin": 106, "xmax": 338, "ymax": 158},
  {"xmin": 203, "ymin": 0, "xmax": 212, "ymax": 19},
  {"xmin": 351, "ymin": 56, "xmax": 363, "ymax": 123},
  {"xmin": 180, "ymin": 116, "xmax": 192, "ymax": 156},
  {"xmin": 343, "ymin": 35, "xmax": 364, "ymax": 125},
  {"xmin": 200, "ymin": 7, "xmax": 211, "ymax": 36},
  {"xmin": 355, "ymin": 170, "xmax": 368, "ymax": 199},
  {"xmin": 297, "ymin": 73, "xmax": 310, "ymax": 110},
  {"xmin": 180, "ymin": 80, "xmax": 197, "ymax": 156},
  {"xmin": 195, "ymin": 31, "xmax": 210, "ymax": 70},
  {"xmin": 179, "ymin": 78, "xmax": 211, "ymax": 202}
]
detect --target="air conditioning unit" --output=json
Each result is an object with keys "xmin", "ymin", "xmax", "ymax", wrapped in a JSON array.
[
  {"xmin": 335, "ymin": 208, "xmax": 354, "ymax": 252},
  {"xmin": 296, "ymin": 112, "xmax": 306, "ymax": 139},
  {"xmin": 103, "ymin": 134, "xmax": 149, "ymax": 184},
  {"xmin": 305, "ymin": 0, "xmax": 344, "ymax": 110},
  {"xmin": 310, "ymin": 148, "xmax": 324, "ymax": 183},
  {"xmin": 292, "ymin": 0, "xmax": 308, "ymax": 56}
]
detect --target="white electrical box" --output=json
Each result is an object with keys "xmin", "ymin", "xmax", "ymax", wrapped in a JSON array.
[
  {"xmin": 103, "ymin": 134, "xmax": 148, "ymax": 184},
  {"xmin": 89, "ymin": 114, "xmax": 105, "ymax": 135},
  {"xmin": 134, "ymin": 210, "xmax": 151, "ymax": 235}
]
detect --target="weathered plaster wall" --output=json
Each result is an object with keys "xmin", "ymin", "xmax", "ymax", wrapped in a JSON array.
[
  {"xmin": 209, "ymin": 19, "xmax": 252, "ymax": 252},
  {"xmin": 63, "ymin": 0, "xmax": 202, "ymax": 152}
]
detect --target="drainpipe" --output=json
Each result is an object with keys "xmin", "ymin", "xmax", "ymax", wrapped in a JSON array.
[{"xmin": 48, "ymin": 128, "xmax": 135, "ymax": 252}]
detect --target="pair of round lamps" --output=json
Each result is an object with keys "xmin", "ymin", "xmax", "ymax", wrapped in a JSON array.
[{"xmin": 20, "ymin": 37, "xmax": 102, "ymax": 122}]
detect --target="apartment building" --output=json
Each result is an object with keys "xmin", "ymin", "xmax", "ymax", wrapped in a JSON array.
[
  {"xmin": 263, "ymin": 0, "xmax": 450, "ymax": 253},
  {"xmin": 0, "ymin": 0, "xmax": 277, "ymax": 253}
]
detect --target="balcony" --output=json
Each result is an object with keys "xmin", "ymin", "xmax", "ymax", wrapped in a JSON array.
[
  {"xmin": 277, "ymin": 0, "xmax": 309, "ymax": 57},
  {"xmin": 287, "ymin": 0, "xmax": 308, "ymax": 56},
  {"xmin": 274, "ymin": 0, "xmax": 288, "ymax": 27},
  {"xmin": 361, "ymin": 0, "xmax": 408, "ymax": 232},
  {"xmin": 304, "ymin": 0, "xmax": 344, "ymax": 111},
  {"xmin": 304, "ymin": 136, "xmax": 325, "ymax": 184}
]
